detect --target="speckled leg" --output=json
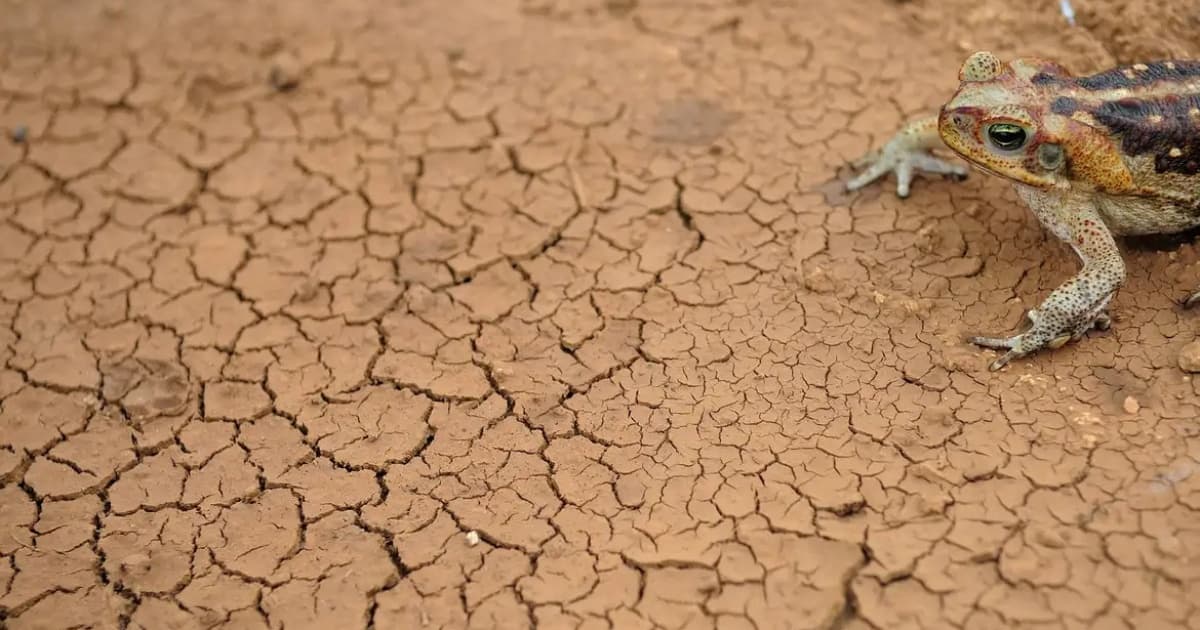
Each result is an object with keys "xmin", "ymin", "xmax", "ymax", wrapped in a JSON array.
[
  {"xmin": 969, "ymin": 199, "xmax": 1127, "ymax": 370},
  {"xmin": 846, "ymin": 116, "xmax": 969, "ymax": 198},
  {"xmin": 1185, "ymin": 289, "xmax": 1200, "ymax": 310}
]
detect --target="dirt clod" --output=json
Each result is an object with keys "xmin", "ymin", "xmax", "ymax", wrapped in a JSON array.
[
  {"xmin": 1180, "ymin": 341, "xmax": 1200, "ymax": 373},
  {"xmin": 268, "ymin": 53, "xmax": 302, "ymax": 91}
]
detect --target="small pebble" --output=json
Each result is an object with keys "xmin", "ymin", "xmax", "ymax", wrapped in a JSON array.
[
  {"xmin": 268, "ymin": 53, "xmax": 301, "ymax": 92},
  {"xmin": 1179, "ymin": 340, "xmax": 1200, "ymax": 373},
  {"xmin": 1123, "ymin": 395, "xmax": 1139, "ymax": 415},
  {"xmin": 1032, "ymin": 526, "xmax": 1066, "ymax": 549},
  {"xmin": 465, "ymin": 530, "xmax": 480, "ymax": 546},
  {"xmin": 362, "ymin": 64, "xmax": 392, "ymax": 85},
  {"xmin": 11, "ymin": 125, "xmax": 28, "ymax": 143}
]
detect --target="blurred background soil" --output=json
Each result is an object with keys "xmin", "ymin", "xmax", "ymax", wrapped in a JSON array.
[{"xmin": 2, "ymin": 0, "xmax": 1200, "ymax": 629}]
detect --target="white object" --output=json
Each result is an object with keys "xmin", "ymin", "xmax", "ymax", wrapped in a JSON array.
[{"xmin": 1059, "ymin": 0, "xmax": 1076, "ymax": 25}]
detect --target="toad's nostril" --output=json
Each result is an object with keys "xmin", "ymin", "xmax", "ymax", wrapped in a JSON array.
[{"xmin": 953, "ymin": 114, "xmax": 971, "ymax": 128}]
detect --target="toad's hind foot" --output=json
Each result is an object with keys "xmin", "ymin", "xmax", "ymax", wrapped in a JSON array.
[
  {"xmin": 968, "ymin": 309, "xmax": 1112, "ymax": 371},
  {"xmin": 967, "ymin": 332, "xmax": 1061, "ymax": 372},
  {"xmin": 1184, "ymin": 289, "xmax": 1200, "ymax": 310}
]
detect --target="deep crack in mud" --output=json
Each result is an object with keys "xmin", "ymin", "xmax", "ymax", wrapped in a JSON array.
[{"xmin": 2, "ymin": 0, "xmax": 1200, "ymax": 628}]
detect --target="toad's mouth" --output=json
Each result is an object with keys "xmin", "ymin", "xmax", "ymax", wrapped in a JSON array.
[
  {"xmin": 961, "ymin": 159, "xmax": 1005, "ymax": 179},
  {"xmin": 938, "ymin": 128, "xmax": 1001, "ymax": 178}
]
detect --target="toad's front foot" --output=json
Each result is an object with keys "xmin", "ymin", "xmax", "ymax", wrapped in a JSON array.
[
  {"xmin": 968, "ymin": 309, "xmax": 1111, "ymax": 371},
  {"xmin": 846, "ymin": 117, "xmax": 969, "ymax": 198}
]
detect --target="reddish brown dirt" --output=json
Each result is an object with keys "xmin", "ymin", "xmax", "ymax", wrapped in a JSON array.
[{"xmin": 2, "ymin": 0, "xmax": 1200, "ymax": 628}]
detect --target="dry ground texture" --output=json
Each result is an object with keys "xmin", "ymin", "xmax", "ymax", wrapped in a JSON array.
[{"xmin": 2, "ymin": 0, "xmax": 1200, "ymax": 628}]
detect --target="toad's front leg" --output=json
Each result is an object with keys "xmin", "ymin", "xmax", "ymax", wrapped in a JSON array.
[
  {"xmin": 969, "ymin": 200, "xmax": 1126, "ymax": 370},
  {"xmin": 846, "ymin": 116, "xmax": 969, "ymax": 198}
]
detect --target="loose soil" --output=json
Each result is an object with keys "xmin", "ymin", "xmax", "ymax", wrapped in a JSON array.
[{"xmin": 2, "ymin": 0, "xmax": 1200, "ymax": 628}]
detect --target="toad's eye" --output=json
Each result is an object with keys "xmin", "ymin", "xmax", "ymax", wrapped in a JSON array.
[{"xmin": 986, "ymin": 123, "xmax": 1028, "ymax": 151}]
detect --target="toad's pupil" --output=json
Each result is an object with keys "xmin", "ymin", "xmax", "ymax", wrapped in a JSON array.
[{"xmin": 988, "ymin": 124, "xmax": 1026, "ymax": 150}]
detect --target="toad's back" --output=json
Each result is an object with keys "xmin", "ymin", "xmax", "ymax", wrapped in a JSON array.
[{"xmin": 1033, "ymin": 61, "xmax": 1200, "ymax": 204}]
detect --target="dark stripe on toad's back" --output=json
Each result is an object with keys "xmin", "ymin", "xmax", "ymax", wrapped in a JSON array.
[
  {"xmin": 1050, "ymin": 96, "xmax": 1078, "ymax": 115},
  {"xmin": 1032, "ymin": 72, "xmax": 1067, "ymax": 86},
  {"xmin": 1075, "ymin": 61, "xmax": 1200, "ymax": 90},
  {"xmin": 1031, "ymin": 61, "xmax": 1200, "ymax": 92},
  {"xmin": 1089, "ymin": 94, "xmax": 1200, "ymax": 175}
]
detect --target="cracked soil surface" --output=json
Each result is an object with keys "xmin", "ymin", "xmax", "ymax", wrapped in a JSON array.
[{"xmin": 2, "ymin": 0, "xmax": 1200, "ymax": 628}]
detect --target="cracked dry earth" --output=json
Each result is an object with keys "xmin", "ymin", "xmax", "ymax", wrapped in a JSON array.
[{"xmin": 3, "ymin": 0, "xmax": 1200, "ymax": 628}]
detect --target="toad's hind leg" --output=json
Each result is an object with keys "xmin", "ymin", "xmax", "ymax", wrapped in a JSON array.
[
  {"xmin": 969, "ymin": 199, "xmax": 1127, "ymax": 370},
  {"xmin": 1186, "ymin": 289, "xmax": 1200, "ymax": 309}
]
